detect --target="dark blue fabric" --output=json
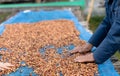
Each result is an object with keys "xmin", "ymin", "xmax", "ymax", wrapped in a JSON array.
[
  {"xmin": 89, "ymin": 0, "xmax": 120, "ymax": 64},
  {"xmin": 0, "ymin": 10, "xmax": 119, "ymax": 76}
]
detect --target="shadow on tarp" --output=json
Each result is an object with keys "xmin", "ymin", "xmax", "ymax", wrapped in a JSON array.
[{"xmin": 0, "ymin": 10, "xmax": 119, "ymax": 76}]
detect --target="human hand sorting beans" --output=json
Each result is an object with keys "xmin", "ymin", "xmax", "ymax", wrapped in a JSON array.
[
  {"xmin": 0, "ymin": 62, "xmax": 13, "ymax": 70},
  {"xmin": 71, "ymin": 43, "xmax": 95, "ymax": 63}
]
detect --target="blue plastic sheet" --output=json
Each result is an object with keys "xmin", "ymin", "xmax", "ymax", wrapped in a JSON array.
[{"xmin": 0, "ymin": 10, "xmax": 119, "ymax": 76}]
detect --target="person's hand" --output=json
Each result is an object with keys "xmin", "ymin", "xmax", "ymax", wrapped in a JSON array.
[
  {"xmin": 70, "ymin": 43, "xmax": 93, "ymax": 54},
  {"xmin": 74, "ymin": 53, "xmax": 95, "ymax": 63},
  {"xmin": 0, "ymin": 62, "xmax": 13, "ymax": 70}
]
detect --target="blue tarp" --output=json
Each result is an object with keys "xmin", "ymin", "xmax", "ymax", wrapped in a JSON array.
[{"xmin": 0, "ymin": 10, "xmax": 119, "ymax": 76}]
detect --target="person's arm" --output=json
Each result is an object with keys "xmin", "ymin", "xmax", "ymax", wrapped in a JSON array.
[
  {"xmin": 71, "ymin": 16, "xmax": 110, "ymax": 54},
  {"xmin": 88, "ymin": 0, "xmax": 110, "ymax": 47},
  {"xmin": 88, "ymin": 16, "xmax": 110, "ymax": 47},
  {"xmin": 93, "ymin": 7, "xmax": 120, "ymax": 64},
  {"xmin": 74, "ymin": 7, "xmax": 120, "ymax": 64},
  {"xmin": 71, "ymin": 0, "xmax": 110, "ymax": 54},
  {"xmin": 0, "ymin": 62, "xmax": 13, "ymax": 70}
]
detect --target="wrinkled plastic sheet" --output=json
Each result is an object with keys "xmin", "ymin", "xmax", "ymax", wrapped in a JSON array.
[{"xmin": 0, "ymin": 10, "xmax": 119, "ymax": 76}]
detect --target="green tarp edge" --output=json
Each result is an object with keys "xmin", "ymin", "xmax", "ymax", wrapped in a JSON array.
[{"xmin": 0, "ymin": 0, "xmax": 85, "ymax": 9}]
